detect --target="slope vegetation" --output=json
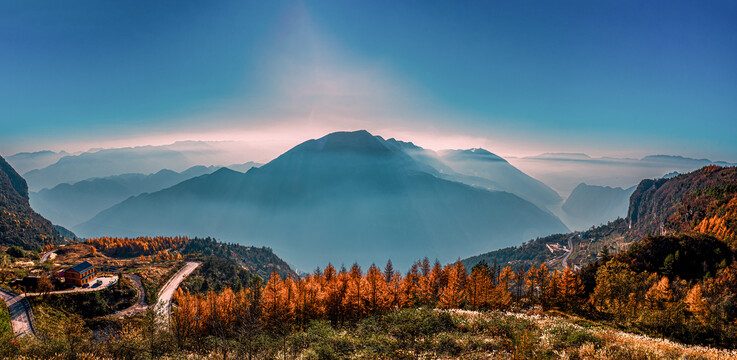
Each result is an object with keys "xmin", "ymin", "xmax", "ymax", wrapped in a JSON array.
[{"xmin": 0, "ymin": 155, "xmax": 61, "ymax": 249}]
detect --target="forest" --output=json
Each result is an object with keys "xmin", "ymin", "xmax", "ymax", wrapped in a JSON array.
[{"xmin": 165, "ymin": 232, "xmax": 735, "ymax": 358}]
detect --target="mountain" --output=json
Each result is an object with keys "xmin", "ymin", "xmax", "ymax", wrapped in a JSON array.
[
  {"xmin": 22, "ymin": 141, "xmax": 259, "ymax": 191},
  {"xmin": 379, "ymin": 140, "xmax": 561, "ymax": 210},
  {"xmin": 76, "ymin": 130, "xmax": 568, "ymax": 270},
  {"xmin": 5, "ymin": 150, "xmax": 71, "ymax": 174},
  {"xmin": 23, "ymin": 146, "xmax": 191, "ymax": 191},
  {"xmin": 561, "ymin": 183, "xmax": 636, "ymax": 230},
  {"xmin": 0, "ymin": 155, "xmax": 61, "ymax": 249},
  {"xmin": 463, "ymin": 165, "xmax": 737, "ymax": 271},
  {"xmin": 627, "ymin": 165, "xmax": 737, "ymax": 247},
  {"xmin": 437, "ymin": 148, "xmax": 563, "ymax": 209},
  {"xmin": 29, "ymin": 165, "xmax": 245, "ymax": 228},
  {"xmin": 509, "ymin": 153, "xmax": 737, "ymax": 195}
]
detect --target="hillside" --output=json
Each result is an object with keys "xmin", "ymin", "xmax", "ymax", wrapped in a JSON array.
[
  {"xmin": 627, "ymin": 165, "xmax": 737, "ymax": 248},
  {"xmin": 465, "ymin": 165, "xmax": 737, "ymax": 271},
  {"xmin": 76, "ymin": 130, "xmax": 568, "ymax": 270},
  {"xmin": 561, "ymin": 183, "xmax": 635, "ymax": 230},
  {"xmin": 0, "ymin": 155, "xmax": 61, "ymax": 249}
]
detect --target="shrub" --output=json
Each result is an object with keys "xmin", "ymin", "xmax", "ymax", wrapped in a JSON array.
[{"xmin": 6, "ymin": 246, "xmax": 24, "ymax": 258}]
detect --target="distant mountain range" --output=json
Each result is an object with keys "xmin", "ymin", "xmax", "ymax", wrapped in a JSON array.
[
  {"xmin": 437, "ymin": 148, "xmax": 562, "ymax": 209},
  {"xmin": 16, "ymin": 141, "xmax": 260, "ymax": 191},
  {"xmin": 29, "ymin": 164, "xmax": 257, "ymax": 228},
  {"xmin": 463, "ymin": 165, "xmax": 737, "ymax": 271},
  {"xmin": 5, "ymin": 150, "xmax": 71, "ymax": 175},
  {"xmin": 560, "ymin": 183, "xmax": 635, "ymax": 231},
  {"xmin": 509, "ymin": 153, "xmax": 737, "ymax": 196},
  {"xmin": 0, "ymin": 155, "xmax": 62, "ymax": 249},
  {"xmin": 76, "ymin": 130, "xmax": 569, "ymax": 270}
]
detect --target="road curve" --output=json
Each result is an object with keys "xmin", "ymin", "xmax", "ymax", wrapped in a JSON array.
[
  {"xmin": 562, "ymin": 235, "xmax": 575, "ymax": 269},
  {"xmin": 112, "ymin": 274, "xmax": 147, "ymax": 318},
  {"xmin": 156, "ymin": 261, "xmax": 200, "ymax": 321},
  {"xmin": 0, "ymin": 288, "xmax": 35, "ymax": 338},
  {"xmin": 39, "ymin": 251, "xmax": 56, "ymax": 263}
]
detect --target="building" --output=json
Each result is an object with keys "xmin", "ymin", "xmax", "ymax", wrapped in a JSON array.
[{"xmin": 64, "ymin": 261, "xmax": 96, "ymax": 286}]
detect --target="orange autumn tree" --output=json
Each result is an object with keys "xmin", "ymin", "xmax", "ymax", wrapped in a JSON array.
[
  {"xmin": 86, "ymin": 236, "xmax": 188, "ymax": 257},
  {"xmin": 343, "ymin": 263, "xmax": 365, "ymax": 321},
  {"xmin": 261, "ymin": 272, "xmax": 294, "ymax": 329},
  {"xmin": 363, "ymin": 264, "xmax": 390, "ymax": 315},
  {"xmin": 439, "ymin": 261, "xmax": 467, "ymax": 309},
  {"xmin": 467, "ymin": 261, "xmax": 492, "ymax": 309}
]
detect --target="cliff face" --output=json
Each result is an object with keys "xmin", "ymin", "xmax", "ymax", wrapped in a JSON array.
[
  {"xmin": 627, "ymin": 165, "xmax": 737, "ymax": 248},
  {"xmin": 0, "ymin": 155, "xmax": 60, "ymax": 249}
]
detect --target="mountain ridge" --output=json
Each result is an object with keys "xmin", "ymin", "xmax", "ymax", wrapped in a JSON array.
[{"xmin": 76, "ymin": 130, "xmax": 569, "ymax": 270}]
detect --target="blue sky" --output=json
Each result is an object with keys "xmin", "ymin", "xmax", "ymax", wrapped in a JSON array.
[{"xmin": 1, "ymin": 1, "xmax": 736, "ymax": 160}]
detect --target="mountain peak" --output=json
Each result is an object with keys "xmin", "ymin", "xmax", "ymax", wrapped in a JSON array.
[
  {"xmin": 440, "ymin": 148, "xmax": 506, "ymax": 162},
  {"xmin": 290, "ymin": 130, "xmax": 393, "ymax": 155}
]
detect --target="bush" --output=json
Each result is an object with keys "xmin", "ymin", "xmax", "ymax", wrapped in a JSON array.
[
  {"xmin": 549, "ymin": 324, "xmax": 603, "ymax": 350},
  {"xmin": 6, "ymin": 246, "xmax": 24, "ymax": 258},
  {"xmin": 435, "ymin": 333, "xmax": 463, "ymax": 355}
]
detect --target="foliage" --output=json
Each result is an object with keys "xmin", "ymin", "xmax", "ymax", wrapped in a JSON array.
[
  {"xmin": 180, "ymin": 256, "xmax": 256, "ymax": 294},
  {"xmin": 179, "ymin": 237, "xmax": 297, "ymax": 279},
  {"xmin": 86, "ymin": 236, "xmax": 188, "ymax": 258},
  {"xmin": 6, "ymin": 245, "xmax": 25, "ymax": 258},
  {"xmin": 30, "ymin": 276, "xmax": 137, "ymax": 319},
  {"xmin": 0, "ymin": 156, "xmax": 62, "ymax": 250}
]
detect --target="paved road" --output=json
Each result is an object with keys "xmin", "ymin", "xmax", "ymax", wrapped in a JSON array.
[
  {"xmin": 39, "ymin": 251, "xmax": 56, "ymax": 263},
  {"xmin": 156, "ymin": 261, "xmax": 200, "ymax": 321},
  {"xmin": 0, "ymin": 288, "xmax": 35, "ymax": 337},
  {"xmin": 113, "ymin": 274, "xmax": 147, "ymax": 318},
  {"xmin": 562, "ymin": 235, "xmax": 575, "ymax": 269}
]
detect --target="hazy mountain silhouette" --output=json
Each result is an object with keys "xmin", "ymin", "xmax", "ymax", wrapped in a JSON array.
[
  {"xmin": 510, "ymin": 153, "xmax": 737, "ymax": 195},
  {"xmin": 437, "ymin": 149, "xmax": 563, "ymax": 209},
  {"xmin": 76, "ymin": 130, "xmax": 568, "ymax": 270},
  {"xmin": 560, "ymin": 183, "xmax": 636, "ymax": 230},
  {"xmin": 6, "ymin": 150, "xmax": 71, "ymax": 175},
  {"xmin": 22, "ymin": 142, "xmax": 260, "ymax": 191},
  {"xmin": 29, "ymin": 165, "xmax": 258, "ymax": 228}
]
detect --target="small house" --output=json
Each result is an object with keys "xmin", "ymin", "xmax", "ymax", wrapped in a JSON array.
[{"xmin": 64, "ymin": 261, "xmax": 96, "ymax": 286}]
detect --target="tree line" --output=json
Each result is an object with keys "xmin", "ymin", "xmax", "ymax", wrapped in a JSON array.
[{"xmin": 170, "ymin": 258, "xmax": 584, "ymax": 347}]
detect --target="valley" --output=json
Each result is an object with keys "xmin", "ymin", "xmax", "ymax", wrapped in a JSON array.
[{"xmin": 1, "ymin": 136, "xmax": 736, "ymax": 359}]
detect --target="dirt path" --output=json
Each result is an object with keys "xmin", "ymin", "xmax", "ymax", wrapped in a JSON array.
[
  {"xmin": 112, "ymin": 274, "xmax": 147, "ymax": 318},
  {"xmin": 156, "ymin": 261, "xmax": 200, "ymax": 322},
  {"xmin": 0, "ymin": 288, "xmax": 35, "ymax": 338}
]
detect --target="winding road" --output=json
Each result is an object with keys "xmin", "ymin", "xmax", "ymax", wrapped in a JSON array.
[
  {"xmin": 112, "ymin": 274, "xmax": 147, "ymax": 318},
  {"xmin": 156, "ymin": 261, "xmax": 201, "ymax": 323},
  {"xmin": 39, "ymin": 251, "xmax": 56, "ymax": 263},
  {"xmin": 0, "ymin": 288, "xmax": 35, "ymax": 337},
  {"xmin": 561, "ymin": 235, "xmax": 575, "ymax": 269},
  {"xmin": 1, "ymin": 262, "xmax": 201, "ymax": 337}
]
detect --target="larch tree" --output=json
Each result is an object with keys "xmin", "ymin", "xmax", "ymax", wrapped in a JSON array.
[{"xmin": 439, "ymin": 261, "xmax": 467, "ymax": 309}]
